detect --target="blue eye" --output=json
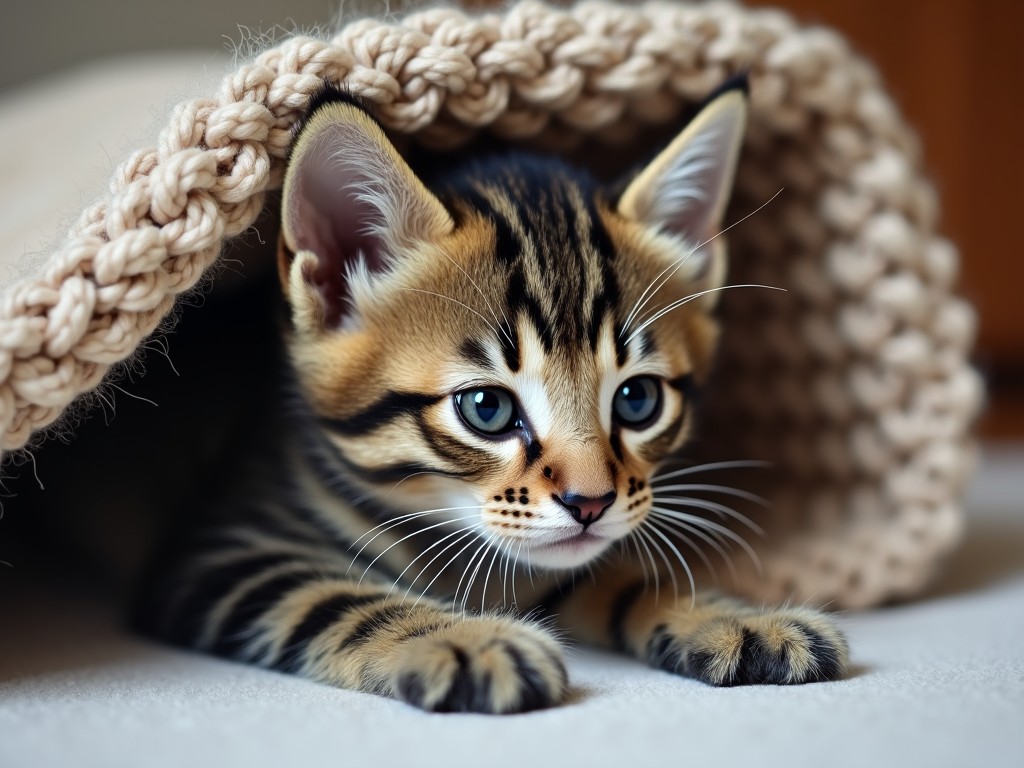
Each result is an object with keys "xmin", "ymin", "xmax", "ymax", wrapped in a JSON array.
[
  {"xmin": 455, "ymin": 388, "xmax": 519, "ymax": 436},
  {"xmin": 613, "ymin": 376, "xmax": 662, "ymax": 428}
]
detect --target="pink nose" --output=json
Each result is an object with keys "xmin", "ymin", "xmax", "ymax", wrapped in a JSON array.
[{"xmin": 553, "ymin": 490, "xmax": 617, "ymax": 527}]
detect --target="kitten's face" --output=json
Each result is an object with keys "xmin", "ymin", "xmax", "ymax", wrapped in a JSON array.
[{"xmin": 280, "ymin": 88, "xmax": 746, "ymax": 571}]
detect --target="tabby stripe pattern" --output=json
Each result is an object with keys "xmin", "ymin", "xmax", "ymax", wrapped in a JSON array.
[{"xmin": 136, "ymin": 82, "xmax": 848, "ymax": 714}]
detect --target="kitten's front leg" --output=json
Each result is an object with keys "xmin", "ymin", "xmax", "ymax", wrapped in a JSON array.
[
  {"xmin": 140, "ymin": 554, "xmax": 566, "ymax": 713},
  {"xmin": 257, "ymin": 584, "xmax": 569, "ymax": 713},
  {"xmin": 555, "ymin": 574, "xmax": 849, "ymax": 686}
]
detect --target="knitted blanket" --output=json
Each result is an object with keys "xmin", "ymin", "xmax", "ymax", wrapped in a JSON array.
[{"xmin": 0, "ymin": 1, "xmax": 981, "ymax": 608}]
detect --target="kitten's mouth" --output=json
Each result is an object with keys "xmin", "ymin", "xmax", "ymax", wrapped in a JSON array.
[
  {"xmin": 541, "ymin": 531, "xmax": 601, "ymax": 550},
  {"xmin": 527, "ymin": 531, "xmax": 608, "ymax": 569}
]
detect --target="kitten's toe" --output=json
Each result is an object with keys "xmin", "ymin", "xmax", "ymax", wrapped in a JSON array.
[
  {"xmin": 391, "ymin": 617, "xmax": 567, "ymax": 714},
  {"xmin": 652, "ymin": 608, "xmax": 848, "ymax": 686}
]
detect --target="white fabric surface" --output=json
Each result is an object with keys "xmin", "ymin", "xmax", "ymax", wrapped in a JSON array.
[
  {"xmin": 1, "ymin": 447, "xmax": 1022, "ymax": 768},
  {"xmin": 2, "ymin": 56, "xmax": 1022, "ymax": 768}
]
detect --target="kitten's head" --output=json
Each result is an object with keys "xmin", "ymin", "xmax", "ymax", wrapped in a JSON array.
[{"xmin": 279, "ymin": 84, "xmax": 747, "ymax": 570}]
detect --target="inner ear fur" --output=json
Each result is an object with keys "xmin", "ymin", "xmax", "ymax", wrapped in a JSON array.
[
  {"xmin": 279, "ymin": 95, "xmax": 454, "ymax": 331},
  {"xmin": 616, "ymin": 84, "xmax": 748, "ymax": 305}
]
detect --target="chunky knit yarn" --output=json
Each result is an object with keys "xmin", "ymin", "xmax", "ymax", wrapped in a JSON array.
[{"xmin": 0, "ymin": 1, "xmax": 981, "ymax": 607}]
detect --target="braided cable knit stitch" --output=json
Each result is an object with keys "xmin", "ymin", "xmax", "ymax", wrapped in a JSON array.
[{"xmin": 0, "ymin": 1, "xmax": 981, "ymax": 608}]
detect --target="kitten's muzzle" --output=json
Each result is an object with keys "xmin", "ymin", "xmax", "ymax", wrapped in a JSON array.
[{"xmin": 552, "ymin": 490, "xmax": 617, "ymax": 528}]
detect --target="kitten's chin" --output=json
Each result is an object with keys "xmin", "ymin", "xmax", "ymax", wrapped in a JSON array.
[{"xmin": 524, "ymin": 533, "xmax": 611, "ymax": 570}]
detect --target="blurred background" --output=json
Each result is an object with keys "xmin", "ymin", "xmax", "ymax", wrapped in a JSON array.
[{"xmin": 2, "ymin": 0, "xmax": 1021, "ymax": 439}]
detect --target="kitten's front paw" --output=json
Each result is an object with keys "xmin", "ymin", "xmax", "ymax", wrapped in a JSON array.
[
  {"xmin": 652, "ymin": 607, "xmax": 848, "ymax": 686},
  {"xmin": 391, "ymin": 617, "xmax": 567, "ymax": 714}
]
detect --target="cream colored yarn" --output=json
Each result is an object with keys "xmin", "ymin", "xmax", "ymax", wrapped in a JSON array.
[{"xmin": 0, "ymin": 1, "xmax": 981, "ymax": 608}]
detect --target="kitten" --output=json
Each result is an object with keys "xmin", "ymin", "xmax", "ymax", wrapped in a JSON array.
[{"xmin": 135, "ymin": 79, "xmax": 848, "ymax": 713}]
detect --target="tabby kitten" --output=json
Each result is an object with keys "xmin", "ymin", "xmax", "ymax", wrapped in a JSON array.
[{"xmin": 136, "ymin": 79, "xmax": 848, "ymax": 713}]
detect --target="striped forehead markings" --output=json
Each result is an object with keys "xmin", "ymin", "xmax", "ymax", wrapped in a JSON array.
[
  {"xmin": 614, "ymin": 327, "xmax": 657, "ymax": 368},
  {"xmin": 456, "ymin": 167, "xmax": 627, "ymax": 355},
  {"xmin": 459, "ymin": 337, "xmax": 494, "ymax": 370}
]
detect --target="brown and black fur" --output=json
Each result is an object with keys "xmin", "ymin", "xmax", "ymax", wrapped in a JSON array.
[{"xmin": 135, "ymin": 82, "xmax": 847, "ymax": 714}]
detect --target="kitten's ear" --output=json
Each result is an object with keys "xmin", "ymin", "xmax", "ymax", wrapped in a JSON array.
[
  {"xmin": 616, "ymin": 82, "xmax": 747, "ymax": 295},
  {"xmin": 280, "ymin": 94, "xmax": 454, "ymax": 331}
]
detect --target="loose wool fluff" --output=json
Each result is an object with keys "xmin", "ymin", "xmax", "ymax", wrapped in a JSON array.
[{"xmin": 0, "ymin": 1, "xmax": 980, "ymax": 619}]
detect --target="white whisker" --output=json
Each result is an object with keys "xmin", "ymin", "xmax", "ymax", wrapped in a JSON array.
[
  {"xmin": 400, "ymin": 288, "xmax": 507, "ymax": 347},
  {"xmin": 652, "ymin": 513, "xmax": 740, "ymax": 585},
  {"xmin": 620, "ymin": 189, "xmax": 784, "ymax": 338},
  {"xmin": 479, "ymin": 535, "xmax": 506, "ymax": 613},
  {"xmin": 651, "ymin": 459, "xmax": 771, "ymax": 482},
  {"xmin": 511, "ymin": 539, "xmax": 524, "ymax": 606},
  {"xmin": 410, "ymin": 528, "xmax": 481, "ymax": 608},
  {"xmin": 641, "ymin": 523, "xmax": 680, "ymax": 603},
  {"xmin": 647, "ymin": 515, "xmax": 717, "ymax": 582},
  {"xmin": 525, "ymin": 544, "xmax": 536, "ymax": 588},
  {"xmin": 651, "ymin": 483, "xmax": 770, "ymax": 508},
  {"xmin": 349, "ymin": 469, "xmax": 461, "ymax": 505},
  {"xmin": 644, "ymin": 520, "xmax": 696, "ymax": 609},
  {"xmin": 357, "ymin": 514, "xmax": 479, "ymax": 585},
  {"xmin": 626, "ymin": 284, "xmax": 786, "ymax": 347},
  {"xmin": 650, "ymin": 506, "xmax": 763, "ymax": 576},
  {"xmin": 392, "ymin": 524, "xmax": 479, "ymax": 601},
  {"xmin": 430, "ymin": 247, "xmax": 516, "ymax": 350},
  {"xmin": 347, "ymin": 505, "xmax": 480, "ymax": 562},
  {"xmin": 455, "ymin": 536, "xmax": 493, "ymax": 614},
  {"xmin": 667, "ymin": 512, "xmax": 741, "ymax": 581},
  {"xmin": 627, "ymin": 531, "xmax": 651, "ymax": 589},
  {"xmin": 384, "ymin": 470, "xmax": 449, "ymax": 494},
  {"xmin": 348, "ymin": 514, "xmax": 436, "ymax": 569},
  {"xmin": 653, "ymin": 495, "xmax": 765, "ymax": 535},
  {"xmin": 498, "ymin": 538, "xmax": 513, "ymax": 609},
  {"xmin": 633, "ymin": 525, "xmax": 663, "ymax": 602}
]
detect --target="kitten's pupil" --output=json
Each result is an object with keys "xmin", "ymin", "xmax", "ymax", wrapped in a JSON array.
[
  {"xmin": 457, "ymin": 387, "xmax": 518, "ymax": 435},
  {"xmin": 473, "ymin": 390, "xmax": 501, "ymax": 421},
  {"xmin": 614, "ymin": 377, "xmax": 661, "ymax": 427}
]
